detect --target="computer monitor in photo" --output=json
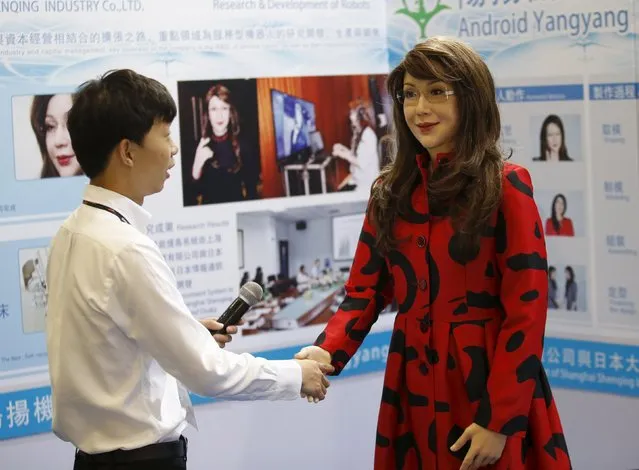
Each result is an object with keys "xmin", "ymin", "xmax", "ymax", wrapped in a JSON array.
[{"xmin": 270, "ymin": 89, "xmax": 316, "ymax": 164}]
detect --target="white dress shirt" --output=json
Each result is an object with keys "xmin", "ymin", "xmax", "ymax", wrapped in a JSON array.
[{"xmin": 46, "ymin": 185, "xmax": 302, "ymax": 454}]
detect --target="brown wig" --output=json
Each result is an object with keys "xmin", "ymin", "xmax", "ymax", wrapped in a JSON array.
[{"xmin": 369, "ymin": 36, "xmax": 505, "ymax": 254}]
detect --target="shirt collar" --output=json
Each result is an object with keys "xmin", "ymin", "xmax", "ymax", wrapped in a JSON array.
[{"xmin": 82, "ymin": 185, "xmax": 152, "ymax": 234}]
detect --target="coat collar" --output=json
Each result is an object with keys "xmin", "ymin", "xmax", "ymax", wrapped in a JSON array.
[{"xmin": 416, "ymin": 151, "xmax": 454, "ymax": 171}]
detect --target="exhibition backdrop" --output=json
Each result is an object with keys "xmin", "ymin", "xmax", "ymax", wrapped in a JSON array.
[{"xmin": 0, "ymin": 0, "xmax": 638, "ymax": 439}]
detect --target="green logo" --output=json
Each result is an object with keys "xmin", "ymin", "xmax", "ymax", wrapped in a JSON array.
[{"xmin": 395, "ymin": 0, "xmax": 451, "ymax": 39}]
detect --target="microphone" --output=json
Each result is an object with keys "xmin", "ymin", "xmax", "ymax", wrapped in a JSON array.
[{"xmin": 213, "ymin": 281, "xmax": 263, "ymax": 335}]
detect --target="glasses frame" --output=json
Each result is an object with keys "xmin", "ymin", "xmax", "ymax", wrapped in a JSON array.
[{"xmin": 395, "ymin": 88, "xmax": 455, "ymax": 105}]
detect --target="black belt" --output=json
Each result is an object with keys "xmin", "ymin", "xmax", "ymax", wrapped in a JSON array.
[{"xmin": 76, "ymin": 435, "xmax": 187, "ymax": 464}]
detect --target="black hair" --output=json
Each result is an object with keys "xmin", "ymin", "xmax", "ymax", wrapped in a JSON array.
[{"xmin": 67, "ymin": 69, "xmax": 177, "ymax": 178}]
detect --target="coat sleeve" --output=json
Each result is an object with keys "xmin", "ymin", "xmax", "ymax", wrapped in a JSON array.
[
  {"xmin": 313, "ymin": 209, "xmax": 394, "ymax": 375},
  {"xmin": 473, "ymin": 165, "xmax": 549, "ymax": 438}
]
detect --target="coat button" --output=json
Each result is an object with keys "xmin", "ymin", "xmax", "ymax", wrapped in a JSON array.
[
  {"xmin": 426, "ymin": 348, "xmax": 439, "ymax": 365},
  {"xmin": 418, "ymin": 279, "xmax": 427, "ymax": 291},
  {"xmin": 416, "ymin": 235, "xmax": 426, "ymax": 248}
]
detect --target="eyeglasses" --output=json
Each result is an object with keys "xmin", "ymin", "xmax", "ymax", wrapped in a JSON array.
[{"xmin": 396, "ymin": 86, "xmax": 455, "ymax": 105}]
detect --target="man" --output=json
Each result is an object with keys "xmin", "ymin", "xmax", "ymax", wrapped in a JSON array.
[{"xmin": 45, "ymin": 69, "xmax": 333, "ymax": 470}]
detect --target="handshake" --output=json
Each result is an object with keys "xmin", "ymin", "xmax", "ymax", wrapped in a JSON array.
[
  {"xmin": 203, "ymin": 318, "xmax": 334, "ymax": 403},
  {"xmin": 294, "ymin": 346, "xmax": 334, "ymax": 403}
]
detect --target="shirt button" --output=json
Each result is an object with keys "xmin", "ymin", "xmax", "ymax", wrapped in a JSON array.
[
  {"xmin": 416, "ymin": 235, "xmax": 426, "ymax": 248},
  {"xmin": 418, "ymin": 279, "xmax": 427, "ymax": 291}
]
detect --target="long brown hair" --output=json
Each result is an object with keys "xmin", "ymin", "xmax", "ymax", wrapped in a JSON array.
[
  {"xmin": 369, "ymin": 37, "xmax": 505, "ymax": 254},
  {"xmin": 202, "ymin": 84, "xmax": 242, "ymax": 171},
  {"xmin": 348, "ymin": 98, "xmax": 374, "ymax": 152}
]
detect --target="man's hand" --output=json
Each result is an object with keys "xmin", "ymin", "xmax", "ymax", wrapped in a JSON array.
[
  {"xmin": 296, "ymin": 359, "xmax": 334, "ymax": 402},
  {"xmin": 294, "ymin": 346, "xmax": 332, "ymax": 403},
  {"xmin": 450, "ymin": 423, "xmax": 507, "ymax": 470},
  {"xmin": 200, "ymin": 318, "xmax": 241, "ymax": 348}
]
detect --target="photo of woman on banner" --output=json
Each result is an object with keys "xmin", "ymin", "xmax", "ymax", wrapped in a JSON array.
[
  {"xmin": 178, "ymin": 79, "xmax": 260, "ymax": 206},
  {"xmin": 545, "ymin": 193, "xmax": 575, "ymax": 236},
  {"xmin": 547, "ymin": 264, "xmax": 582, "ymax": 312},
  {"xmin": 295, "ymin": 37, "xmax": 571, "ymax": 469},
  {"xmin": 534, "ymin": 114, "xmax": 573, "ymax": 162},
  {"xmin": 191, "ymin": 84, "xmax": 248, "ymax": 203},
  {"xmin": 332, "ymin": 99, "xmax": 380, "ymax": 193},
  {"xmin": 30, "ymin": 93, "xmax": 84, "ymax": 178}
]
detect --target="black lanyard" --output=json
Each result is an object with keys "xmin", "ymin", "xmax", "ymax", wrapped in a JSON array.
[{"xmin": 82, "ymin": 200, "xmax": 131, "ymax": 225}]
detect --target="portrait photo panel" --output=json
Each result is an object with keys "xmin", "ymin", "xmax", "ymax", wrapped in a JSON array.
[
  {"xmin": 0, "ymin": 89, "xmax": 89, "ymax": 220},
  {"xmin": 530, "ymin": 113, "xmax": 583, "ymax": 162},
  {"xmin": 535, "ymin": 189, "xmax": 586, "ymax": 238},
  {"xmin": 177, "ymin": 79, "xmax": 261, "ymax": 207},
  {"xmin": 547, "ymin": 263, "xmax": 588, "ymax": 315},
  {"xmin": 12, "ymin": 93, "xmax": 85, "ymax": 181}
]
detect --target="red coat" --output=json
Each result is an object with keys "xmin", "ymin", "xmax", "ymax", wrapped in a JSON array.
[{"xmin": 315, "ymin": 157, "xmax": 571, "ymax": 469}]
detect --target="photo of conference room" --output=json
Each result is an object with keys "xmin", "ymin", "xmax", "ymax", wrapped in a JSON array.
[
  {"xmin": 235, "ymin": 201, "xmax": 397, "ymax": 336},
  {"xmin": 255, "ymin": 73, "xmax": 392, "ymax": 200}
]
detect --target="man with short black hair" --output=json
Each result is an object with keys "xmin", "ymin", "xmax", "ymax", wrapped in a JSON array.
[{"xmin": 45, "ymin": 69, "xmax": 332, "ymax": 470}]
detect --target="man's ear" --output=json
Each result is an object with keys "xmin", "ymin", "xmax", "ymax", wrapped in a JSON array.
[{"xmin": 115, "ymin": 139, "xmax": 135, "ymax": 168}]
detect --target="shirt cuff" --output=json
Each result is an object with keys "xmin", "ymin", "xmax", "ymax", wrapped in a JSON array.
[{"xmin": 270, "ymin": 359, "xmax": 302, "ymax": 400}]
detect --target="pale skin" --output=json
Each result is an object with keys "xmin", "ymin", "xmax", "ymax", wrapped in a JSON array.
[
  {"xmin": 545, "ymin": 122, "xmax": 562, "ymax": 161},
  {"xmin": 92, "ymin": 120, "xmax": 334, "ymax": 401},
  {"xmin": 44, "ymin": 94, "xmax": 82, "ymax": 177},
  {"xmin": 295, "ymin": 72, "xmax": 508, "ymax": 467}
]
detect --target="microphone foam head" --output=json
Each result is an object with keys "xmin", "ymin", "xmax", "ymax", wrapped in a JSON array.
[{"xmin": 239, "ymin": 281, "xmax": 263, "ymax": 306}]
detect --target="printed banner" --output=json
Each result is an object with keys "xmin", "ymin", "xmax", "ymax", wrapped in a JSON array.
[
  {"xmin": 0, "ymin": 0, "xmax": 390, "ymax": 442},
  {"xmin": 2, "ymin": 331, "xmax": 639, "ymax": 439},
  {"xmin": 1, "ymin": 0, "xmax": 638, "ymax": 443}
]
